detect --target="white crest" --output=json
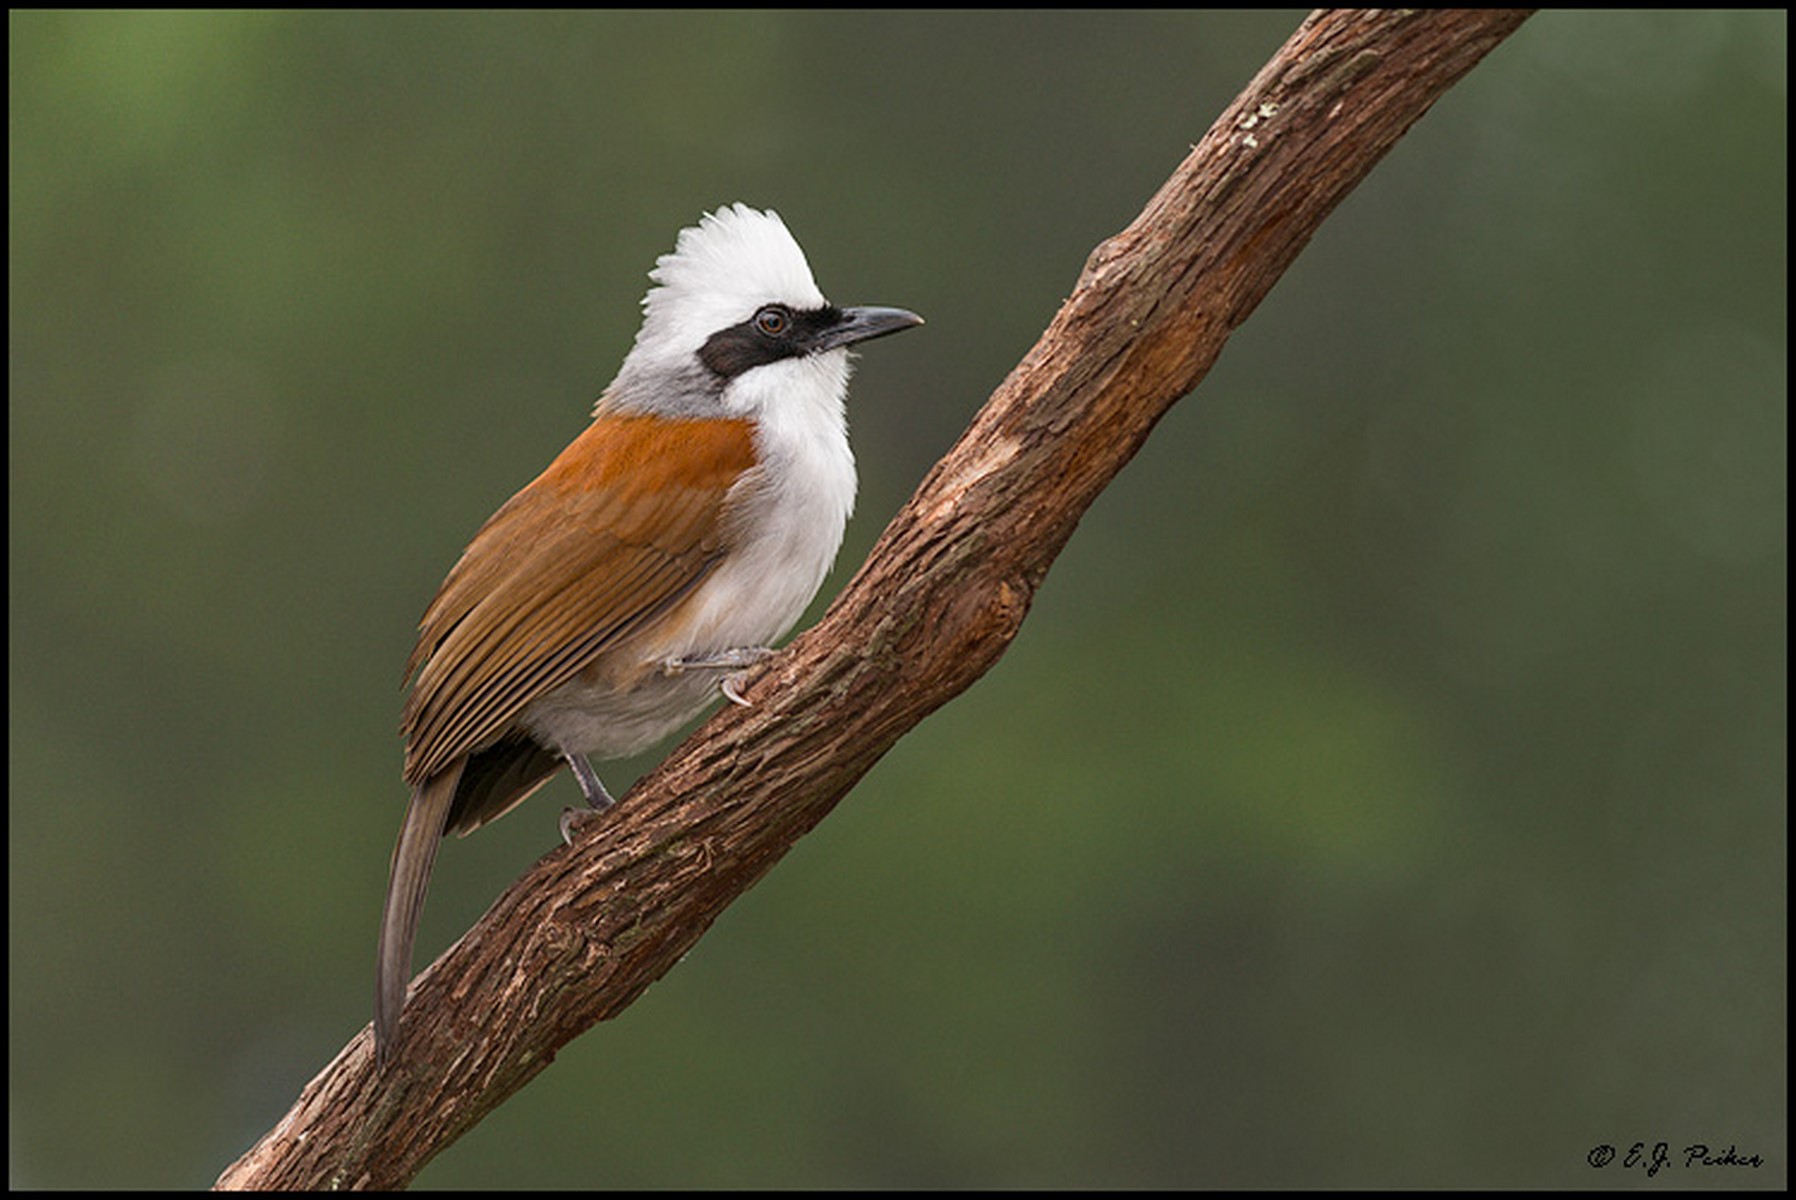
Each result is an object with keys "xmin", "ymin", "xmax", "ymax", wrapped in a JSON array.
[{"xmin": 631, "ymin": 204, "xmax": 828, "ymax": 365}]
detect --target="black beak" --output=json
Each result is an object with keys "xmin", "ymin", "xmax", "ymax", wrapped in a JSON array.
[{"xmin": 811, "ymin": 305, "xmax": 925, "ymax": 353}]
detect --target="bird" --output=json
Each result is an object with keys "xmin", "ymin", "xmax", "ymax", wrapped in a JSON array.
[{"xmin": 375, "ymin": 203, "xmax": 922, "ymax": 1064}]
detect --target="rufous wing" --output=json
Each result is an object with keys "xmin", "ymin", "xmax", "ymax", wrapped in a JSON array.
[{"xmin": 401, "ymin": 412, "xmax": 758, "ymax": 788}]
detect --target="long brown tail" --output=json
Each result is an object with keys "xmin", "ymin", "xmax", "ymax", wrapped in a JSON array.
[{"xmin": 375, "ymin": 766, "xmax": 462, "ymax": 1066}]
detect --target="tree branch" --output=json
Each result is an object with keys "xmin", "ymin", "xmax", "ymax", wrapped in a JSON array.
[{"xmin": 216, "ymin": 9, "xmax": 1535, "ymax": 1189}]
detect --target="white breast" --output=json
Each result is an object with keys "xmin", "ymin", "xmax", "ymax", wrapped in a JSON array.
[{"xmin": 674, "ymin": 349, "xmax": 858, "ymax": 652}]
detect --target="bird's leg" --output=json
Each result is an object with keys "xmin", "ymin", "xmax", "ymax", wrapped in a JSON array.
[
  {"xmin": 662, "ymin": 646, "xmax": 775, "ymax": 673},
  {"xmin": 559, "ymin": 752, "xmax": 615, "ymax": 845},
  {"xmin": 661, "ymin": 646, "xmax": 775, "ymax": 707},
  {"xmin": 566, "ymin": 752, "xmax": 615, "ymax": 810}
]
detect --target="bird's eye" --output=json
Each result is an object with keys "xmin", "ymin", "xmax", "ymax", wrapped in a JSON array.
[{"xmin": 754, "ymin": 306, "xmax": 789, "ymax": 337}]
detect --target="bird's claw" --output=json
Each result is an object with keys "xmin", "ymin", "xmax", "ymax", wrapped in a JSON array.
[
  {"xmin": 721, "ymin": 672, "xmax": 754, "ymax": 707},
  {"xmin": 662, "ymin": 647, "xmax": 774, "ymax": 706}
]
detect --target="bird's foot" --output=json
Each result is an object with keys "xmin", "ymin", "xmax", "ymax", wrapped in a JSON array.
[
  {"xmin": 559, "ymin": 752, "xmax": 615, "ymax": 845},
  {"xmin": 662, "ymin": 646, "xmax": 775, "ymax": 707}
]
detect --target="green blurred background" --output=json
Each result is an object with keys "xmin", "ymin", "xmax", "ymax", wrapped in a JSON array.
[{"xmin": 9, "ymin": 10, "xmax": 1785, "ymax": 1189}]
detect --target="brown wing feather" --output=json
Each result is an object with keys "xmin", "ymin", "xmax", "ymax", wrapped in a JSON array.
[{"xmin": 401, "ymin": 413, "xmax": 757, "ymax": 786}]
